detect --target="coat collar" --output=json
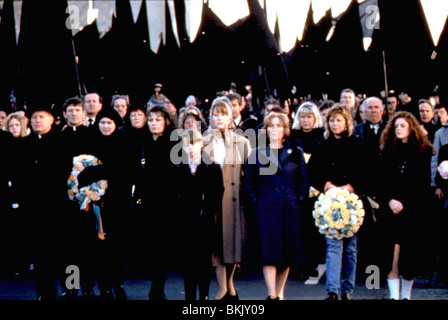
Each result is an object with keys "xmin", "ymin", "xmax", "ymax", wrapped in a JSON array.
[
  {"xmin": 202, "ymin": 129, "xmax": 245, "ymax": 166},
  {"xmin": 258, "ymin": 140, "xmax": 296, "ymax": 173}
]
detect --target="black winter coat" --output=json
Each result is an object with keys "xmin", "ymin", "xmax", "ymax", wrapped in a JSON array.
[
  {"xmin": 17, "ymin": 129, "xmax": 71, "ymax": 247},
  {"xmin": 377, "ymin": 142, "xmax": 434, "ymax": 278},
  {"xmin": 87, "ymin": 130, "xmax": 135, "ymax": 237},
  {"xmin": 307, "ymin": 133, "xmax": 366, "ymax": 194},
  {"xmin": 174, "ymin": 158, "xmax": 224, "ymax": 259},
  {"xmin": 140, "ymin": 130, "xmax": 179, "ymax": 256},
  {"xmin": 242, "ymin": 140, "xmax": 310, "ymax": 267}
]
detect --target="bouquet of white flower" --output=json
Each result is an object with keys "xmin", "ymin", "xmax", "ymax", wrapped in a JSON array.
[{"xmin": 313, "ymin": 188, "xmax": 365, "ymax": 240}]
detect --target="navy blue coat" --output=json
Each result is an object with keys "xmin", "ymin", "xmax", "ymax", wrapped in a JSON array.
[{"xmin": 242, "ymin": 140, "xmax": 310, "ymax": 267}]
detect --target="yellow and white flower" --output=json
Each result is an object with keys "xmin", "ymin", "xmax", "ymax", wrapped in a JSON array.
[{"xmin": 312, "ymin": 188, "xmax": 365, "ymax": 240}]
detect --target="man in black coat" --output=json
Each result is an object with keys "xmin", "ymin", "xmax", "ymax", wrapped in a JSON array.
[
  {"xmin": 60, "ymin": 96, "xmax": 97, "ymax": 299},
  {"xmin": 83, "ymin": 91, "xmax": 103, "ymax": 132},
  {"xmin": 0, "ymin": 129, "xmax": 14, "ymax": 277},
  {"xmin": 17, "ymin": 104, "xmax": 71, "ymax": 300},
  {"xmin": 354, "ymin": 96, "xmax": 388, "ymax": 196},
  {"xmin": 354, "ymin": 96, "xmax": 388, "ymax": 184},
  {"xmin": 226, "ymin": 93, "xmax": 259, "ymax": 131},
  {"xmin": 354, "ymin": 97, "xmax": 388, "ymax": 272}
]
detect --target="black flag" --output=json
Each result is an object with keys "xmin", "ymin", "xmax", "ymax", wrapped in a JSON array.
[
  {"xmin": 0, "ymin": 0, "xmax": 18, "ymax": 112},
  {"xmin": 15, "ymin": 0, "xmax": 80, "ymax": 112}
]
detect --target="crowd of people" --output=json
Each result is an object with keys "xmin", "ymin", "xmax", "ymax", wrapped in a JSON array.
[{"xmin": 0, "ymin": 85, "xmax": 447, "ymax": 301}]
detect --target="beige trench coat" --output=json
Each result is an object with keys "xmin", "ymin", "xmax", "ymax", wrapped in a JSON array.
[{"xmin": 203, "ymin": 129, "xmax": 251, "ymax": 265}]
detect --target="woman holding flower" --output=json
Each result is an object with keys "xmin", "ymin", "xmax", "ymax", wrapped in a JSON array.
[
  {"xmin": 307, "ymin": 104, "xmax": 366, "ymax": 300},
  {"xmin": 378, "ymin": 111, "xmax": 433, "ymax": 300},
  {"xmin": 76, "ymin": 108, "xmax": 135, "ymax": 300}
]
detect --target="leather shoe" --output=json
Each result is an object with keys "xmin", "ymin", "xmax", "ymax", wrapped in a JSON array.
[{"xmin": 325, "ymin": 292, "xmax": 338, "ymax": 300}]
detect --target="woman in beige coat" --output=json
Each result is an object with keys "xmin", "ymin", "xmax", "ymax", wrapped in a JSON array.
[{"xmin": 202, "ymin": 96, "xmax": 251, "ymax": 300}]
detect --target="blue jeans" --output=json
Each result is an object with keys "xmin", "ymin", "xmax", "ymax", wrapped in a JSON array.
[{"xmin": 325, "ymin": 235, "xmax": 358, "ymax": 294}]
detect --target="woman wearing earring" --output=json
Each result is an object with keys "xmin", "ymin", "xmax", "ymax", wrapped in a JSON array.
[
  {"xmin": 202, "ymin": 97, "xmax": 251, "ymax": 300},
  {"xmin": 307, "ymin": 104, "xmax": 366, "ymax": 300},
  {"xmin": 242, "ymin": 112, "xmax": 310, "ymax": 300},
  {"xmin": 378, "ymin": 111, "xmax": 433, "ymax": 300}
]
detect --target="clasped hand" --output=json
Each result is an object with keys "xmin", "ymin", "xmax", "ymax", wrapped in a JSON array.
[{"xmin": 323, "ymin": 181, "xmax": 354, "ymax": 194}]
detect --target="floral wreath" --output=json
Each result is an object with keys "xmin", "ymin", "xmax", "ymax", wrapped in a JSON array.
[
  {"xmin": 67, "ymin": 154, "xmax": 108, "ymax": 210},
  {"xmin": 313, "ymin": 188, "xmax": 364, "ymax": 240}
]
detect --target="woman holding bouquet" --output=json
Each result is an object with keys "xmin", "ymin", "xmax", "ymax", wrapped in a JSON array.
[
  {"xmin": 378, "ymin": 111, "xmax": 433, "ymax": 300},
  {"xmin": 77, "ymin": 108, "xmax": 135, "ymax": 300},
  {"xmin": 307, "ymin": 104, "xmax": 366, "ymax": 300},
  {"xmin": 242, "ymin": 111, "xmax": 310, "ymax": 300}
]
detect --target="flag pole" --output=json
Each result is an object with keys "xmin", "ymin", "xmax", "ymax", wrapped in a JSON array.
[
  {"xmin": 71, "ymin": 36, "xmax": 83, "ymax": 97},
  {"xmin": 382, "ymin": 50, "xmax": 389, "ymax": 120}
]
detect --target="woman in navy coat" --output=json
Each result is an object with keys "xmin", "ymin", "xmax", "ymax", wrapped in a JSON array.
[{"xmin": 242, "ymin": 111, "xmax": 310, "ymax": 300}]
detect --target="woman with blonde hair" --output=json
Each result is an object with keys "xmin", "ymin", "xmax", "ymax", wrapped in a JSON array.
[
  {"xmin": 307, "ymin": 104, "xmax": 366, "ymax": 300},
  {"xmin": 291, "ymin": 101, "xmax": 325, "ymax": 155},
  {"xmin": 202, "ymin": 96, "xmax": 251, "ymax": 300},
  {"xmin": 6, "ymin": 112, "xmax": 28, "ymax": 138},
  {"xmin": 242, "ymin": 111, "xmax": 309, "ymax": 299},
  {"xmin": 378, "ymin": 111, "xmax": 433, "ymax": 300}
]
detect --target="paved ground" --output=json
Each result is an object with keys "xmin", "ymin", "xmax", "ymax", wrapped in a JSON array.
[{"xmin": 1, "ymin": 267, "xmax": 447, "ymax": 301}]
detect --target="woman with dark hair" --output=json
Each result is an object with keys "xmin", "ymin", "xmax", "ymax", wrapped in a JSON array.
[
  {"xmin": 124, "ymin": 105, "xmax": 150, "ymax": 274},
  {"xmin": 307, "ymin": 104, "xmax": 366, "ymax": 300},
  {"xmin": 178, "ymin": 105, "xmax": 208, "ymax": 132},
  {"xmin": 378, "ymin": 111, "xmax": 434, "ymax": 300},
  {"xmin": 124, "ymin": 104, "xmax": 150, "ymax": 207},
  {"xmin": 80, "ymin": 109, "xmax": 134, "ymax": 300},
  {"xmin": 142, "ymin": 105, "xmax": 179, "ymax": 300},
  {"xmin": 242, "ymin": 112, "xmax": 310, "ymax": 300},
  {"xmin": 75, "ymin": 108, "xmax": 134, "ymax": 300}
]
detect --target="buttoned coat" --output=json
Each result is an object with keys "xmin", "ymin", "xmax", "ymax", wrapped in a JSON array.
[
  {"xmin": 202, "ymin": 129, "xmax": 251, "ymax": 264},
  {"xmin": 241, "ymin": 140, "xmax": 310, "ymax": 266}
]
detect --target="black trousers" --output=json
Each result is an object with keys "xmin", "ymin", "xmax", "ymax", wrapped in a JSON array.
[
  {"xmin": 78, "ymin": 234, "xmax": 126, "ymax": 295},
  {"xmin": 183, "ymin": 250, "xmax": 212, "ymax": 300}
]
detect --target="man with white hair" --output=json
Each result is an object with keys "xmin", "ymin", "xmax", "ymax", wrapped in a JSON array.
[
  {"xmin": 354, "ymin": 96, "xmax": 387, "ymax": 145},
  {"xmin": 185, "ymin": 95, "xmax": 197, "ymax": 107},
  {"xmin": 354, "ymin": 96, "xmax": 388, "ymax": 272}
]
